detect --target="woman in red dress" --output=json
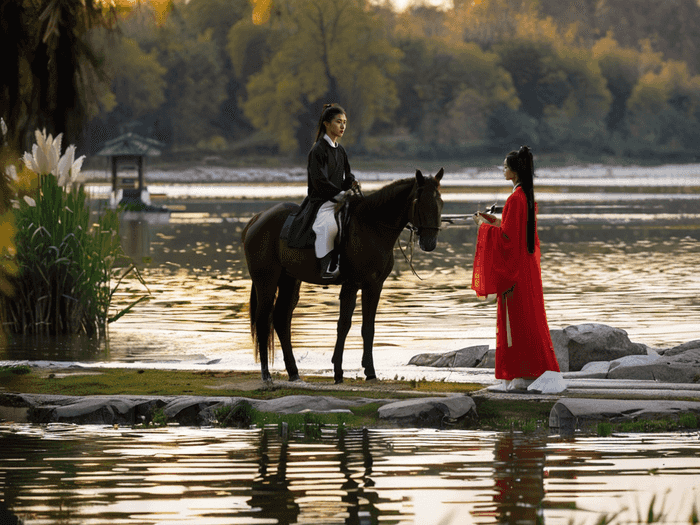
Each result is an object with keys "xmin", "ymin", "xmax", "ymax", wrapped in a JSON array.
[{"xmin": 471, "ymin": 146, "xmax": 560, "ymax": 391}]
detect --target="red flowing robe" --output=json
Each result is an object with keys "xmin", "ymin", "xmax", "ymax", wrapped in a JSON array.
[{"xmin": 471, "ymin": 187, "xmax": 560, "ymax": 380}]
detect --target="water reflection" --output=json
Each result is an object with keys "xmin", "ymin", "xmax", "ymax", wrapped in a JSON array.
[
  {"xmin": 2, "ymin": 193, "xmax": 699, "ymax": 377},
  {"xmin": 249, "ymin": 432, "xmax": 300, "ymax": 524},
  {"xmin": 1, "ymin": 424, "xmax": 699, "ymax": 524},
  {"xmin": 490, "ymin": 435, "xmax": 546, "ymax": 524}
]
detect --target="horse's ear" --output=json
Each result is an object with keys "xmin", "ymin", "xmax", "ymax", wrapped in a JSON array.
[
  {"xmin": 415, "ymin": 169, "xmax": 425, "ymax": 185},
  {"xmin": 435, "ymin": 168, "xmax": 444, "ymax": 182}
]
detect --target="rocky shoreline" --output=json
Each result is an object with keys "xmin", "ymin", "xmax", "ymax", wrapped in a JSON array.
[
  {"xmin": 2, "ymin": 323, "xmax": 699, "ymax": 434},
  {"xmin": 409, "ymin": 322, "xmax": 700, "ymax": 383}
]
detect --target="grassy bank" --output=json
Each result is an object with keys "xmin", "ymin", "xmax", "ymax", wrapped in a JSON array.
[{"xmin": 0, "ymin": 365, "xmax": 557, "ymax": 432}]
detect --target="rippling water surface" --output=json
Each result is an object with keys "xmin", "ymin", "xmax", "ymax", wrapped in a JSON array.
[
  {"xmin": 2, "ymin": 167, "xmax": 700, "ymax": 382},
  {"xmin": 1, "ymin": 424, "xmax": 699, "ymax": 525}
]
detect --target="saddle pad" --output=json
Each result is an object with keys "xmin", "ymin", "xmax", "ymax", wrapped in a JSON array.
[{"xmin": 280, "ymin": 212, "xmax": 296, "ymax": 241}]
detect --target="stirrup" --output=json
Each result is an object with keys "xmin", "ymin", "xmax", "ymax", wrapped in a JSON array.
[{"xmin": 319, "ymin": 253, "xmax": 340, "ymax": 280}]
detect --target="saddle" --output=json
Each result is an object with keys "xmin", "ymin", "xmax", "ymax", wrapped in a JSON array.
[{"xmin": 280, "ymin": 192, "xmax": 354, "ymax": 250}]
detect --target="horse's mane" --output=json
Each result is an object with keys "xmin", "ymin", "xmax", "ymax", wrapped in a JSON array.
[{"xmin": 351, "ymin": 177, "xmax": 416, "ymax": 216}]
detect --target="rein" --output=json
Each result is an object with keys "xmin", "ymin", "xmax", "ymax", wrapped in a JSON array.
[
  {"xmin": 398, "ymin": 191, "xmax": 441, "ymax": 281},
  {"xmin": 397, "ymin": 227, "xmax": 424, "ymax": 280}
]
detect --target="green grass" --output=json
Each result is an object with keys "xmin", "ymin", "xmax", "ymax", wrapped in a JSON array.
[
  {"xmin": 0, "ymin": 367, "xmax": 477, "ymax": 400},
  {"xmin": 595, "ymin": 414, "xmax": 700, "ymax": 436},
  {"xmin": 473, "ymin": 397, "xmax": 555, "ymax": 434}
]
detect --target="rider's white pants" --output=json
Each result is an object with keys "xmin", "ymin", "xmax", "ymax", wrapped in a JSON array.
[{"xmin": 312, "ymin": 200, "xmax": 338, "ymax": 258}]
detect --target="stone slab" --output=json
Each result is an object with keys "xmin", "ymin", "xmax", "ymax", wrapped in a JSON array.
[
  {"xmin": 377, "ymin": 395, "xmax": 477, "ymax": 428},
  {"xmin": 549, "ymin": 398, "xmax": 700, "ymax": 435}
]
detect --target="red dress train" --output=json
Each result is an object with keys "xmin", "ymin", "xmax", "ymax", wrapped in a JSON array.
[{"xmin": 471, "ymin": 187, "xmax": 560, "ymax": 380}]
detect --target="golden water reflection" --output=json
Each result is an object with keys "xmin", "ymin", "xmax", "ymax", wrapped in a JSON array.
[
  {"xmin": 1, "ymin": 424, "xmax": 699, "ymax": 525},
  {"xmin": 3, "ymin": 197, "xmax": 699, "ymax": 375},
  {"xmin": 110, "ymin": 206, "xmax": 700, "ymax": 367}
]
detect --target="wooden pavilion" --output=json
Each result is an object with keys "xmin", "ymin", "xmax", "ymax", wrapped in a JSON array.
[{"xmin": 95, "ymin": 131, "xmax": 165, "ymax": 198}]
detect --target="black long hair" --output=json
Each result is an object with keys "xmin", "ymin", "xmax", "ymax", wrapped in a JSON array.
[
  {"xmin": 314, "ymin": 103, "xmax": 346, "ymax": 143},
  {"xmin": 506, "ymin": 145, "xmax": 536, "ymax": 254}
]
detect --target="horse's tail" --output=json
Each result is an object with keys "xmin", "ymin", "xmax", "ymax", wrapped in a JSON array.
[{"xmin": 249, "ymin": 282, "xmax": 275, "ymax": 365}]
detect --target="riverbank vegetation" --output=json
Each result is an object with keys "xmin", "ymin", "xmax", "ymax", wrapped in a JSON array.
[{"xmin": 0, "ymin": 127, "xmax": 149, "ymax": 337}]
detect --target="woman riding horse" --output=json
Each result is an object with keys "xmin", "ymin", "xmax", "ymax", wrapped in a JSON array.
[{"xmin": 286, "ymin": 104, "xmax": 359, "ymax": 280}]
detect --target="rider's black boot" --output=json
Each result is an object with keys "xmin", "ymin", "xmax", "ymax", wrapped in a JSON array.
[{"xmin": 319, "ymin": 251, "xmax": 340, "ymax": 280}]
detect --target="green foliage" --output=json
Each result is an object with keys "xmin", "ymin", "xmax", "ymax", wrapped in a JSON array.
[
  {"xmin": 150, "ymin": 407, "xmax": 169, "ymax": 427},
  {"xmin": 215, "ymin": 401, "xmax": 255, "ymax": 428},
  {"xmin": 597, "ymin": 421, "xmax": 613, "ymax": 437},
  {"xmin": 626, "ymin": 60, "xmax": 700, "ymax": 153},
  {"xmin": 101, "ymin": 36, "xmax": 167, "ymax": 117},
  {"xmin": 234, "ymin": 0, "xmax": 402, "ymax": 154},
  {"xmin": 596, "ymin": 414, "xmax": 699, "ymax": 435},
  {"xmin": 679, "ymin": 413, "xmax": 698, "ymax": 429},
  {"xmin": 0, "ymin": 0, "xmax": 120, "ymax": 151},
  {"xmin": 394, "ymin": 38, "xmax": 519, "ymax": 151},
  {"xmin": 5, "ymin": 175, "xmax": 149, "ymax": 336},
  {"xmin": 82, "ymin": 0, "xmax": 700, "ymax": 160},
  {"xmin": 0, "ymin": 364, "xmax": 31, "ymax": 375}
]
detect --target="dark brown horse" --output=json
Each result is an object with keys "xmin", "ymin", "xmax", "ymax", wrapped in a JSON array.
[{"xmin": 241, "ymin": 168, "xmax": 444, "ymax": 383}]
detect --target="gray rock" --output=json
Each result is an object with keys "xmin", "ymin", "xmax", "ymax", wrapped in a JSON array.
[
  {"xmin": 558, "ymin": 323, "xmax": 647, "ymax": 371},
  {"xmin": 408, "ymin": 345, "xmax": 489, "ymax": 368},
  {"xmin": 660, "ymin": 339, "xmax": 700, "ymax": 357},
  {"xmin": 0, "ymin": 393, "xmax": 394, "ymax": 427},
  {"xmin": 250, "ymin": 395, "xmax": 389, "ymax": 415},
  {"xmin": 476, "ymin": 348, "xmax": 496, "ymax": 368},
  {"xmin": 607, "ymin": 348, "xmax": 700, "ymax": 383},
  {"xmin": 609, "ymin": 353, "xmax": 662, "ymax": 371},
  {"xmin": 549, "ymin": 398, "xmax": 700, "ymax": 435},
  {"xmin": 563, "ymin": 361, "xmax": 610, "ymax": 379},
  {"xmin": 377, "ymin": 395, "xmax": 476, "ymax": 428},
  {"xmin": 550, "ymin": 329, "xmax": 570, "ymax": 372}
]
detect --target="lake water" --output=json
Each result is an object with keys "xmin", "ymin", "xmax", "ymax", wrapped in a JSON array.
[
  {"xmin": 2, "ymin": 165, "xmax": 700, "ymax": 524},
  {"xmin": 1, "ymin": 424, "xmax": 699, "ymax": 525},
  {"xmin": 2, "ymin": 164, "xmax": 700, "ymax": 383}
]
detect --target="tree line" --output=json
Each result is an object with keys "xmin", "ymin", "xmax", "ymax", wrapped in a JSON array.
[{"xmin": 5, "ymin": 0, "xmax": 700, "ymax": 163}]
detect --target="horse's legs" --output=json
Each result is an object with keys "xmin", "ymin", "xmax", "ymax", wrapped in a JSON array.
[
  {"xmin": 360, "ymin": 283, "xmax": 383, "ymax": 381},
  {"xmin": 274, "ymin": 275, "xmax": 301, "ymax": 381},
  {"xmin": 253, "ymin": 280, "xmax": 278, "ymax": 382},
  {"xmin": 332, "ymin": 283, "xmax": 359, "ymax": 384}
]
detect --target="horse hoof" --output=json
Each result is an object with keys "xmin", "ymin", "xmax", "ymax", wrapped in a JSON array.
[
  {"xmin": 288, "ymin": 375, "xmax": 303, "ymax": 382},
  {"xmin": 365, "ymin": 376, "xmax": 378, "ymax": 383},
  {"xmin": 334, "ymin": 377, "xmax": 344, "ymax": 385}
]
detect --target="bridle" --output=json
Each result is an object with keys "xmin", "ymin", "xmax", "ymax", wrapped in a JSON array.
[{"xmin": 399, "ymin": 182, "xmax": 442, "ymax": 280}]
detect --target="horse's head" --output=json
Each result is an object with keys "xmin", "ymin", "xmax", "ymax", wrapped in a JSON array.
[{"xmin": 411, "ymin": 168, "xmax": 444, "ymax": 251}]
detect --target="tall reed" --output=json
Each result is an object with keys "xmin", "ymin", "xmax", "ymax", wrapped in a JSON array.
[
  {"xmin": 6, "ymin": 174, "xmax": 148, "ymax": 336},
  {"xmin": 2, "ymin": 129, "xmax": 149, "ymax": 337}
]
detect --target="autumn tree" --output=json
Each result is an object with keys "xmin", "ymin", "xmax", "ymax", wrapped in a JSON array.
[
  {"xmin": 230, "ymin": 0, "xmax": 402, "ymax": 156},
  {"xmin": 178, "ymin": 0, "xmax": 252, "ymax": 138},
  {"xmin": 492, "ymin": 15, "xmax": 611, "ymax": 151},
  {"xmin": 625, "ymin": 60, "xmax": 700, "ymax": 153},
  {"xmin": 591, "ymin": 35, "xmax": 663, "ymax": 135},
  {"xmin": 593, "ymin": 0, "xmax": 700, "ymax": 75},
  {"xmin": 114, "ymin": 2, "xmax": 229, "ymax": 146},
  {"xmin": 393, "ymin": 38, "xmax": 519, "ymax": 154}
]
